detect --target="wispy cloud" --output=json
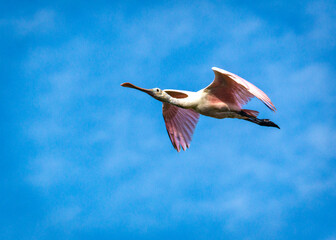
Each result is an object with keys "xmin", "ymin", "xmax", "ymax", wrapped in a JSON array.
[
  {"xmin": 306, "ymin": 0, "xmax": 336, "ymax": 48},
  {"xmin": 18, "ymin": 1, "xmax": 336, "ymax": 239},
  {"xmin": 1, "ymin": 9, "xmax": 56, "ymax": 35},
  {"xmin": 27, "ymin": 155, "xmax": 81, "ymax": 188}
]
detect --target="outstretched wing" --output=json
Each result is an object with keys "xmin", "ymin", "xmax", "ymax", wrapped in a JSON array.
[
  {"xmin": 205, "ymin": 67, "xmax": 276, "ymax": 111},
  {"xmin": 162, "ymin": 103, "xmax": 199, "ymax": 152}
]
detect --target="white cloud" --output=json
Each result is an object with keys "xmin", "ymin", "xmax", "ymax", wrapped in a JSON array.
[
  {"xmin": 22, "ymin": 1, "xmax": 336, "ymax": 236},
  {"xmin": 27, "ymin": 155, "xmax": 80, "ymax": 188},
  {"xmin": 325, "ymin": 235, "xmax": 336, "ymax": 240},
  {"xmin": 50, "ymin": 205, "xmax": 82, "ymax": 224},
  {"xmin": 306, "ymin": 124, "xmax": 336, "ymax": 157},
  {"xmin": 1, "ymin": 9, "xmax": 56, "ymax": 35},
  {"xmin": 306, "ymin": 0, "xmax": 336, "ymax": 48}
]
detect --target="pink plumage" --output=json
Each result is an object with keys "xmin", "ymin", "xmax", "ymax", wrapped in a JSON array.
[
  {"xmin": 206, "ymin": 67, "xmax": 276, "ymax": 111},
  {"xmin": 162, "ymin": 103, "xmax": 199, "ymax": 152},
  {"xmin": 121, "ymin": 67, "xmax": 279, "ymax": 152}
]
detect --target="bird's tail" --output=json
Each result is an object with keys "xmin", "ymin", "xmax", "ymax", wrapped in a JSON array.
[{"xmin": 240, "ymin": 109, "xmax": 280, "ymax": 129}]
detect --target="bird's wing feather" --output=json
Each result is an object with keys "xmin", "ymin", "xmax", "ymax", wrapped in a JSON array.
[
  {"xmin": 162, "ymin": 103, "xmax": 199, "ymax": 152},
  {"xmin": 164, "ymin": 90, "xmax": 188, "ymax": 98},
  {"xmin": 205, "ymin": 67, "xmax": 276, "ymax": 111}
]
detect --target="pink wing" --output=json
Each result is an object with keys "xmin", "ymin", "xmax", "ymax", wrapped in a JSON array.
[
  {"xmin": 162, "ymin": 102, "xmax": 200, "ymax": 152},
  {"xmin": 205, "ymin": 67, "xmax": 276, "ymax": 111}
]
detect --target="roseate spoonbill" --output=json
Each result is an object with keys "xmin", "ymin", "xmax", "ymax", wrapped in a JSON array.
[{"xmin": 121, "ymin": 67, "xmax": 279, "ymax": 152}]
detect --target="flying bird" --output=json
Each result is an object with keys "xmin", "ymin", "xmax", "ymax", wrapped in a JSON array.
[{"xmin": 121, "ymin": 67, "xmax": 279, "ymax": 152}]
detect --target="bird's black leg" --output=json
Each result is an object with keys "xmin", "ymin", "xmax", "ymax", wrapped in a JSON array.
[{"xmin": 239, "ymin": 111, "xmax": 280, "ymax": 129}]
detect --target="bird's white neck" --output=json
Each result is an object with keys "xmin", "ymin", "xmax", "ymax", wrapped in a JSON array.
[{"xmin": 166, "ymin": 95, "xmax": 195, "ymax": 109}]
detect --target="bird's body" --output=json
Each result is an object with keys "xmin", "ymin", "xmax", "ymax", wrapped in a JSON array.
[
  {"xmin": 164, "ymin": 89, "xmax": 237, "ymax": 118},
  {"xmin": 121, "ymin": 67, "xmax": 279, "ymax": 152}
]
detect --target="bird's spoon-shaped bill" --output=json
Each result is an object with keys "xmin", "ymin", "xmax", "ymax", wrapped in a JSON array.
[{"xmin": 121, "ymin": 82, "xmax": 153, "ymax": 95}]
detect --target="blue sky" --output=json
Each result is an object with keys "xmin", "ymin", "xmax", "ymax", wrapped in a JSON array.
[{"xmin": 1, "ymin": 0, "xmax": 336, "ymax": 239}]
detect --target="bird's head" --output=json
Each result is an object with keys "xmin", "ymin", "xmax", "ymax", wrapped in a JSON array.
[{"xmin": 120, "ymin": 82, "xmax": 170, "ymax": 102}]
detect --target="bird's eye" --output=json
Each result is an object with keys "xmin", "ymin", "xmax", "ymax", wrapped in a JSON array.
[{"xmin": 156, "ymin": 88, "xmax": 160, "ymax": 92}]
